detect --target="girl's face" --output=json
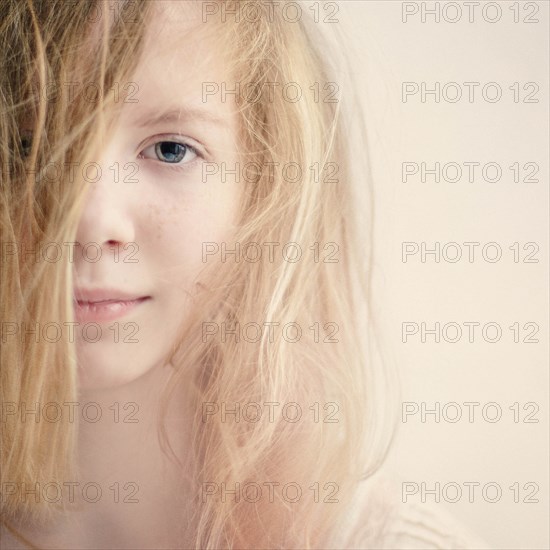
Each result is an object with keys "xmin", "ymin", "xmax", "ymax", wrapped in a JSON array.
[{"xmin": 73, "ymin": 3, "xmax": 241, "ymax": 390}]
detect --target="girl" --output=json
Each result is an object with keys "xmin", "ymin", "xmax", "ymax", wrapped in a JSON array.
[{"xmin": 0, "ymin": 1, "xmax": 488, "ymax": 548}]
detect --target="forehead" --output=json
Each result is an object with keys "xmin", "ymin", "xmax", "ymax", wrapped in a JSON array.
[{"xmin": 130, "ymin": 1, "xmax": 230, "ymax": 105}]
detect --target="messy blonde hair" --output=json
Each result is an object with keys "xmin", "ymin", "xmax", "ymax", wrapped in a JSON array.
[{"xmin": 1, "ymin": 1, "xmax": 394, "ymax": 548}]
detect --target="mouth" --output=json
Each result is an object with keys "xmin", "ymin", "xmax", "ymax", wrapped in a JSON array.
[{"xmin": 73, "ymin": 292, "xmax": 151, "ymax": 324}]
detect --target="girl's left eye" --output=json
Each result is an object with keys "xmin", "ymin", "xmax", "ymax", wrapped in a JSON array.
[{"xmin": 139, "ymin": 140, "xmax": 199, "ymax": 166}]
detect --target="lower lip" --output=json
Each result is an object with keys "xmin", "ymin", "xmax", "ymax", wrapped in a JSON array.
[{"xmin": 74, "ymin": 297, "xmax": 150, "ymax": 323}]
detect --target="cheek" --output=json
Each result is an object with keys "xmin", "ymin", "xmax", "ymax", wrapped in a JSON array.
[{"xmin": 143, "ymin": 176, "xmax": 241, "ymax": 278}]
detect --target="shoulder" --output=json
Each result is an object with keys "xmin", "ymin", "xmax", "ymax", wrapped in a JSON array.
[
  {"xmin": 375, "ymin": 501, "xmax": 492, "ymax": 549},
  {"xmin": 330, "ymin": 479, "xmax": 492, "ymax": 550}
]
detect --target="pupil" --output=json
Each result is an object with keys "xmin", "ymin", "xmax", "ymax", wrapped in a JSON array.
[{"xmin": 158, "ymin": 142, "xmax": 185, "ymax": 163}]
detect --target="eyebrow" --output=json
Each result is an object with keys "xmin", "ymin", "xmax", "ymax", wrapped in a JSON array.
[{"xmin": 132, "ymin": 107, "xmax": 228, "ymax": 130}]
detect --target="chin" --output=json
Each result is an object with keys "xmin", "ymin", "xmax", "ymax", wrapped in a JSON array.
[{"xmin": 76, "ymin": 346, "xmax": 163, "ymax": 392}]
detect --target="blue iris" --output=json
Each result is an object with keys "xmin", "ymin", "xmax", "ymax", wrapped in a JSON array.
[{"xmin": 155, "ymin": 142, "xmax": 187, "ymax": 163}]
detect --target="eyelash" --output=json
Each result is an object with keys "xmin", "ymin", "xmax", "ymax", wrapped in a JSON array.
[{"xmin": 138, "ymin": 137, "xmax": 204, "ymax": 172}]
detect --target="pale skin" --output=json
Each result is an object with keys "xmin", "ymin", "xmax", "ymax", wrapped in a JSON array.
[{"xmin": 3, "ymin": 2, "xmax": 242, "ymax": 548}]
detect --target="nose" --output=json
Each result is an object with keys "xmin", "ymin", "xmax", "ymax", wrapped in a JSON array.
[{"xmin": 75, "ymin": 148, "xmax": 136, "ymax": 254}]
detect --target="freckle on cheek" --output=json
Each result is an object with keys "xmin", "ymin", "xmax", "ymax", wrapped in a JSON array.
[{"xmin": 145, "ymin": 203, "xmax": 164, "ymax": 240}]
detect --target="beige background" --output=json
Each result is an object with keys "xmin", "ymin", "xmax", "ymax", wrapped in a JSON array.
[{"xmin": 337, "ymin": 1, "xmax": 548, "ymax": 548}]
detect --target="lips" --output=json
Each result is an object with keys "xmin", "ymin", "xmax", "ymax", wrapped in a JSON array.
[{"xmin": 74, "ymin": 288, "xmax": 150, "ymax": 323}]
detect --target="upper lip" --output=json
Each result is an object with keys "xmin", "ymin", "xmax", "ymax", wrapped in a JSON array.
[{"xmin": 74, "ymin": 288, "xmax": 150, "ymax": 303}]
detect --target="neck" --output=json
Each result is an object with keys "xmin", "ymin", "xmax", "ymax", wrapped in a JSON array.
[{"xmin": 11, "ymin": 363, "xmax": 197, "ymax": 549}]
